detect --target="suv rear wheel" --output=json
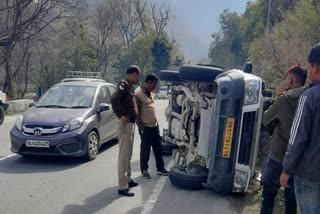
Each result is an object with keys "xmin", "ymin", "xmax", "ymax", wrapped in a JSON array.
[
  {"xmin": 179, "ymin": 65, "xmax": 224, "ymax": 82},
  {"xmin": 159, "ymin": 70, "xmax": 182, "ymax": 83}
]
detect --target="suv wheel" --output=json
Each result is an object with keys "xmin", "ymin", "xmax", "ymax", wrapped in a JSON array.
[
  {"xmin": 85, "ymin": 131, "xmax": 100, "ymax": 161},
  {"xmin": 179, "ymin": 65, "xmax": 224, "ymax": 82},
  {"xmin": 159, "ymin": 70, "xmax": 182, "ymax": 83},
  {"xmin": 169, "ymin": 165, "xmax": 208, "ymax": 190},
  {"xmin": 0, "ymin": 105, "xmax": 4, "ymax": 125}
]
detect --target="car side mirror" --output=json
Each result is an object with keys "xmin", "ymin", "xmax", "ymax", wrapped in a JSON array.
[
  {"xmin": 99, "ymin": 103, "xmax": 110, "ymax": 112},
  {"xmin": 29, "ymin": 102, "xmax": 36, "ymax": 108}
]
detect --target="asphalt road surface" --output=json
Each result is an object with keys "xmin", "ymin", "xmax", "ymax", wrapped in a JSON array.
[{"xmin": 0, "ymin": 100, "xmax": 244, "ymax": 214}]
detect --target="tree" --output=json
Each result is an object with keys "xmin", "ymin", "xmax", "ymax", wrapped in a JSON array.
[
  {"xmin": 151, "ymin": 36, "xmax": 172, "ymax": 76},
  {"xmin": 150, "ymin": 3, "xmax": 170, "ymax": 36},
  {"xmin": 90, "ymin": 0, "xmax": 120, "ymax": 78},
  {"xmin": 250, "ymin": 0, "xmax": 320, "ymax": 89},
  {"xmin": 209, "ymin": 10, "xmax": 244, "ymax": 69},
  {"xmin": 113, "ymin": 33, "xmax": 156, "ymax": 82},
  {"xmin": 0, "ymin": 0, "xmax": 78, "ymax": 98}
]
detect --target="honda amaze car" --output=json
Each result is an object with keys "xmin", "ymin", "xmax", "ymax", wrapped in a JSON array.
[{"xmin": 10, "ymin": 81, "xmax": 118, "ymax": 161}]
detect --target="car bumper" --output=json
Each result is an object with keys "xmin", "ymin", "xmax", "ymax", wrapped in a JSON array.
[{"xmin": 10, "ymin": 127, "xmax": 88, "ymax": 157}]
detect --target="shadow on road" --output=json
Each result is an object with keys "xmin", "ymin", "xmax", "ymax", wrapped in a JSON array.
[
  {"xmin": 0, "ymin": 139, "xmax": 119, "ymax": 174},
  {"xmin": 62, "ymin": 186, "xmax": 119, "ymax": 214},
  {"xmin": 124, "ymin": 206, "xmax": 143, "ymax": 214}
]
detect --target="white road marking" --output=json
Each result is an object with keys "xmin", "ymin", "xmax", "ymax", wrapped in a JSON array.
[
  {"xmin": 0, "ymin": 154, "xmax": 17, "ymax": 161},
  {"xmin": 140, "ymin": 159, "xmax": 175, "ymax": 214}
]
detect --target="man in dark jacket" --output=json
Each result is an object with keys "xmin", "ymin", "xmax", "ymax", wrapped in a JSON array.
[
  {"xmin": 281, "ymin": 44, "xmax": 320, "ymax": 214},
  {"xmin": 260, "ymin": 66, "xmax": 307, "ymax": 214},
  {"xmin": 111, "ymin": 65, "xmax": 140, "ymax": 197}
]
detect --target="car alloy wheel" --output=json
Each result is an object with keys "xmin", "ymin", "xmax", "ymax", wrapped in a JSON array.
[{"xmin": 85, "ymin": 131, "xmax": 99, "ymax": 161}]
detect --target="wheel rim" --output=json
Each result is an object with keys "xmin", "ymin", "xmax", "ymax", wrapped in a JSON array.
[{"xmin": 89, "ymin": 133, "xmax": 98, "ymax": 157}]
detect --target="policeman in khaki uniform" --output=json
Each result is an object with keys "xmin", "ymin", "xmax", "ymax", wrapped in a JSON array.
[{"xmin": 110, "ymin": 65, "xmax": 140, "ymax": 197}]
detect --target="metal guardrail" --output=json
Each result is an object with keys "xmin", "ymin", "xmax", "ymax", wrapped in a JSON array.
[{"xmin": 66, "ymin": 71, "xmax": 102, "ymax": 79}]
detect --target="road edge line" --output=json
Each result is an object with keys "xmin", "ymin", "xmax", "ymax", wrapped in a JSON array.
[
  {"xmin": 0, "ymin": 154, "xmax": 17, "ymax": 161},
  {"xmin": 140, "ymin": 159, "xmax": 175, "ymax": 214}
]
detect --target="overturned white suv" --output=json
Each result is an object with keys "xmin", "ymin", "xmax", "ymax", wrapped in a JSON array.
[{"xmin": 160, "ymin": 64, "xmax": 263, "ymax": 194}]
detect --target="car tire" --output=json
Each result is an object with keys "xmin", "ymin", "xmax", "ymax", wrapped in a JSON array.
[
  {"xmin": 169, "ymin": 165, "xmax": 208, "ymax": 190},
  {"xmin": 179, "ymin": 65, "xmax": 224, "ymax": 83},
  {"xmin": 159, "ymin": 70, "xmax": 182, "ymax": 83},
  {"xmin": 161, "ymin": 143, "xmax": 177, "ymax": 156},
  {"xmin": 0, "ymin": 105, "xmax": 4, "ymax": 125},
  {"xmin": 84, "ymin": 131, "xmax": 100, "ymax": 161}
]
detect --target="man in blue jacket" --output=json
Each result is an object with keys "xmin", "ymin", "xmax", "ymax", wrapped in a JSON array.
[{"xmin": 280, "ymin": 44, "xmax": 320, "ymax": 214}]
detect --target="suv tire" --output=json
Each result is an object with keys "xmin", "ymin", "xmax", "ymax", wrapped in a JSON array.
[
  {"xmin": 0, "ymin": 105, "xmax": 4, "ymax": 125},
  {"xmin": 179, "ymin": 65, "xmax": 224, "ymax": 82},
  {"xmin": 169, "ymin": 165, "xmax": 208, "ymax": 190},
  {"xmin": 159, "ymin": 70, "xmax": 182, "ymax": 83}
]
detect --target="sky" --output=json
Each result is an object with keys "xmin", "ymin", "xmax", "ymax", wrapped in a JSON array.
[{"xmin": 165, "ymin": 0, "xmax": 249, "ymax": 62}]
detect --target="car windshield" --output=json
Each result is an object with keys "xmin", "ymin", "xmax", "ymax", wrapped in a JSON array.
[
  {"xmin": 36, "ymin": 85, "xmax": 96, "ymax": 108},
  {"xmin": 160, "ymin": 87, "xmax": 167, "ymax": 91}
]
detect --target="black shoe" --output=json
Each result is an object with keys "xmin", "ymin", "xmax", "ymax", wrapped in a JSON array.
[
  {"xmin": 157, "ymin": 168, "xmax": 169, "ymax": 176},
  {"xmin": 142, "ymin": 170, "xmax": 151, "ymax": 179},
  {"xmin": 128, "ymin": 180, "xmax": 138, "ymax": 188},
  {"xmin": 118, "ymin": 189, "xmax": 135, "ymax": 197}
]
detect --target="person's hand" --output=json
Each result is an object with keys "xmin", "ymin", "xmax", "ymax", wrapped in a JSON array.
[
  {"xmin": 120, "ymin": 116, "xmax": 130, "ymax": 124},
  {"xmin": 280, "ymin": 173, "xmax": 290, "ymax": 188}
]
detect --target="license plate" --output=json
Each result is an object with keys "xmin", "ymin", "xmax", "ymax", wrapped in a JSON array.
[
  {"xmin": 222, "ymin": 117, "xmax": 235, "ymax": 158},
  {"xmin": 26, "ymin": 140, "xmax": 50, "ymax": 148}
]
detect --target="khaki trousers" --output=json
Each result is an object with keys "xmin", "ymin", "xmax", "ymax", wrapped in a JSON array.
[{"xmin": 118, "ymin": 121, "xmax": 135, "ymax": 190}]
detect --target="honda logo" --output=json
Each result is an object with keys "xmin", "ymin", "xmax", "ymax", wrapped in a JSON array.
[{"xmin": 34, "ymin": 128, "xmax": 42, "ymax": 136}]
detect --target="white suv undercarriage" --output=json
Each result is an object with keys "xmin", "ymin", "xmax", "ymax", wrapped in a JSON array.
[{"xmin": 160, "ymin": 64, "xmax": 263, "ymax": 194}]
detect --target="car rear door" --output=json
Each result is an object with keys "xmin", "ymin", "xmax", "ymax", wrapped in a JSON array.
[{"xmin": 96, "ymin": 86, "xmax": 114, "ymax": 143}]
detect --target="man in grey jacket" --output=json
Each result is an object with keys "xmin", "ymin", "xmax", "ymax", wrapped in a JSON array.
[{"xmin": 280, "ymin": 44, "xmax": 320, "ymax": 214}]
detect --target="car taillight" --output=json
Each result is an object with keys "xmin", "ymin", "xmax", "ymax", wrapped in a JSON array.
[{"xmin": 5, "ymin": 94, "xmax": 8, "ymax": 102}]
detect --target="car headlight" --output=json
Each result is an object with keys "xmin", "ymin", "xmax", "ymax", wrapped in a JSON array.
[
  {"xmin": 15, "ymin": 115, "xmax": 23, "ymax": 131},
  {"xmin": 233, "ymin": 169, "xmax": 249, "ymax": 193},
  {"xmin": 62, "ymin": 117, "xmax": 83, "ymax": 132},
  {"xmin": 244, "ymin": 78, "xmax": 260, "ymax": 106}
]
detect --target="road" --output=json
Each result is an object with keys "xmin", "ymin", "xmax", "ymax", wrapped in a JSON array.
[{"xmin": 0, "ymin": 100, "xmax": 246, "ymax": 214}]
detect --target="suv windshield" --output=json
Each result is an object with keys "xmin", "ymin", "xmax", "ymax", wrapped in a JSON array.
[{"xmin": 36, "ymin": 85, "xmax": 96, "ymax": 108}]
